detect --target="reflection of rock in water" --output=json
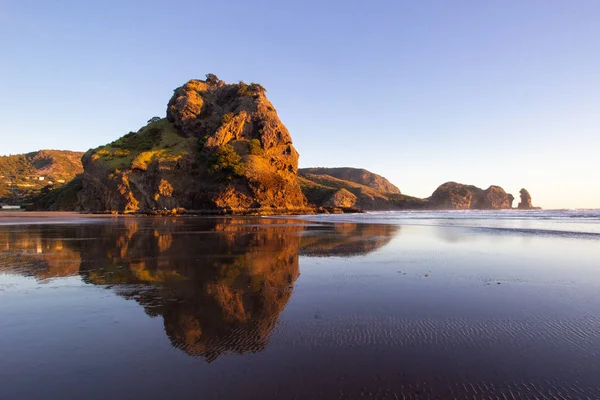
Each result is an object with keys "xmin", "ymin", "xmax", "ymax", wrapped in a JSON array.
[
  {"xmin": 77, "ymin": 218, "xmax": 302, "ymax": 361},
  {"xmin": 0, "ymin": 217, "xmax": 398, "ymax": 361},
  {"xmin": 299, "ymin": 223, "xmax": 399, "ymax": 257}
]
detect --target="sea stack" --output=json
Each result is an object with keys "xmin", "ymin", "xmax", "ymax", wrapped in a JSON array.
[{"xmin": 518, "ymin": 188, "xmax": 534, "ymax": 209}]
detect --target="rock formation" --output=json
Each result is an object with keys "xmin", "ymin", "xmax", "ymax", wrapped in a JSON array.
[
  {"xmin": 19, "ymin": 75, "xmax": 538, "ymax": 213},
  {"xmin": 518, "ymin": 188, "xmax": 534, "ymax": 209},
  {"xmin": 428, "ymin": 182, "xmax": 514, "ymax": 210},
  {"xmin": 323, "ymin": 188, "xmax": 358, "ymax": 208},
  {"xmin": 75, "ymin": 74, "xmax": 309, "ymax": 214}
]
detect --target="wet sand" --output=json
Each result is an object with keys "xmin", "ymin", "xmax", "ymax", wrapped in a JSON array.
[{"xmin": 1, "ymin": 213, "xmax": 599, "ymax": 399}]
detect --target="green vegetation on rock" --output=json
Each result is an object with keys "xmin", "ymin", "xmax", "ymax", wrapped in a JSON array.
[
  {"xmin": 209, "ymin": 144, "xmax": 246, "ymax": 177},
  {"xmin": 89, "ymin": 118, "xmax": 193, "ymax": 171},
  {"xmin": 69, "ymin": 74, "xmax": 309, "ymax": 214},
  {"xmin": 34, "ymin": 176, "xmax": 83, "ymax": 211}
]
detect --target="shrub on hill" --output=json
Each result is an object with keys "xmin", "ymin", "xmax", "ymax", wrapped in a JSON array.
[{"xmin": 209, "ymin": 144, "xmax": 245, "ymax": 177}]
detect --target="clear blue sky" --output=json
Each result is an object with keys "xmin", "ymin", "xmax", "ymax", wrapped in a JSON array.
[{"xmin": 2, "ymin": 0, "xmax": 599, "ymax": 209}]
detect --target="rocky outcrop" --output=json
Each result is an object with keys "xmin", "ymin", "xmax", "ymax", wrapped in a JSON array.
[
  {"xmin": 428, "ymin": 182, "xmax": 514, "ymax": 210},
  {"xmin": 75, "ymin": 74, "xmax": 309, "ymax": 214},
  {"xmin": 299, "ymin": 167, "xmax": 401, "ymax": 194},
  {"xmin": 518, "ymin": 188, "xmax": 534, "ymax": 209},
  {"xmin": 323, "ymin": 188, "xmax": 358, "ymax": 208},
  {"xmin": 0, "ymin": 150, "xmax": 83, "ymax": 205}
]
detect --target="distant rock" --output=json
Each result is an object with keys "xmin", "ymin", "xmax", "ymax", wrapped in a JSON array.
[
  {"xmin": 74, "ymin": 74, "xmax": 310, "ymax": 214},
  {"xmin": 298, "ymin": 167, "xmax": 401, "ymax": 194},
  {"xmin": 518, "ymin": 188, "xmax": 534, "ymax": 209},
  {"xmin": 428, "ymin": 182, "xmax": 514, "ymax": 210}
]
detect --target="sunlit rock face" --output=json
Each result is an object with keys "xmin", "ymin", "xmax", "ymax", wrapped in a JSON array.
[
  {"xmin": 428, "ymin": 182, "xmax": 514, "ymax": 210},
  {"xmin": 75, "ymin": 74, "xmax": 308, "ymax": 214}
]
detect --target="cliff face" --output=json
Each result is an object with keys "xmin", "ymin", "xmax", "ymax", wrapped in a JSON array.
[
  {"xmin": 298, "ymin": 167, "xmax": 401, "ymax": 194},
  {"xmin": 428, "ymin": 182, "xmax": 514, "ymax": 210},
  {"xmin": 77, "ymin": 75, "xmax": 308, "ymax": 214},
  {"xmin": 0, "ymin": 150, "xmax": 83, "ymax": 204}
]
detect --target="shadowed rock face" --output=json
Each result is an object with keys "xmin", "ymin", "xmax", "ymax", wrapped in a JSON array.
[
  {"xmin": 0, "ymin": 217, "xmax": 398, "ymax": 361},
  {"xmin": 518, "ymin": 189, "xmax": 534, "ymax": 209},
  {"xmin": 429, "ymin": 182, "xmax": 514, "ymax": 210},
  {"xmin": 74, "ymin": 74, "xmax": 308, "ymax": 214}
]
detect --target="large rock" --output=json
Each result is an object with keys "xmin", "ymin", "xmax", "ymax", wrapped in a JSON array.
[
  {"xmin": 428, "ymin": 182, "xmax": 514, "ymax": 210},
  {"xmin": 518, "ymin": 188, "xmax": 534, "ymax": 209},
  {"xmin": 77, "ymin": 74, "xmax": 309, "ymax": 214}
]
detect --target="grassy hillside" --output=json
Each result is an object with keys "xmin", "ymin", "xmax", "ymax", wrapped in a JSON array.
[
  {"xmin": 87, "ymin": 118, "xmax": 195, "ymax": 171},
  {"xmin": 298, "ymin": 172, "xmax": 426, "ymax": 210},
  {"xmin": 298, "ymin": 167, "xmax": 401, "ymax": 194},
  {"xmin": 0, "ymin": 150, "xmax": 83, "ymax": 204}
]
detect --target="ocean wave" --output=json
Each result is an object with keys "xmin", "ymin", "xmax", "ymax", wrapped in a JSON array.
[{"xmin": 293, "ymin": 210, "xmax": 600, "ymax": 237}]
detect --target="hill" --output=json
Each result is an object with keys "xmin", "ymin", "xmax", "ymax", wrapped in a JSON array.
[
  {"xmin": 298, "ymin": 170, "xmax": 426, "ymax": 211},
  {"xmin": 0, "ymin": 150, "xmax": 83, "ymax": 205},
  {"xmin": 298, "ymin": 167, "xmax": 401, "ymax": 194},
  {"xmin": 427, "ymin": 181, "xmax": 515, "ymax": 210},
  {"xmin": 72, "ymin": 74, "xmax": 310, "ymax": 214}
]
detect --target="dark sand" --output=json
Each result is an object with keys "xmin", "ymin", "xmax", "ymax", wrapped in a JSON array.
[{"xmin": 1, "ymin": 213, "xmax": 599, "ymax": 399}]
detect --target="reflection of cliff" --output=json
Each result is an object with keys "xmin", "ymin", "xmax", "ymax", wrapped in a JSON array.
[
  {"xmin": 0, "ymin": 217, "xmax": 398, "ymax": 361},
  {"xmin": 299, "ymin": 223, "xmax": 399, "ymax": 257},
  {"xmin": 75, "ymin": 218, "xmax": 302, "ymax": 361}
]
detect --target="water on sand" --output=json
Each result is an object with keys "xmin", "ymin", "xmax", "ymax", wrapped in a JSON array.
[{"xmin": 0, "ymin": 211, "xmax": 599, "ymax": 399}]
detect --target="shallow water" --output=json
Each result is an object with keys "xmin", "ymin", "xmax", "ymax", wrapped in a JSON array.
[{"xmin": 1, "ymin": 211, "xmax": 599, "ymax": 399}]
